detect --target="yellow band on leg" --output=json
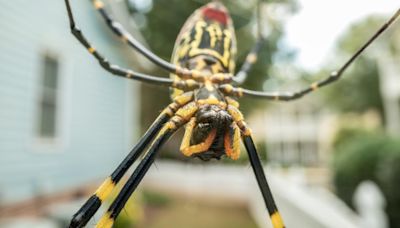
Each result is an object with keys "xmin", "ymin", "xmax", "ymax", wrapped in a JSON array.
[
  {"xmin": 271, "ymin": 212, "xmax": 285, "ymax": 228},
  {"xmin": 95, "ymin": 177, "xmax": 115, "ymax": 202},
  {"xmin": 96, "ymin": 212, "xmax": 114, "ymax": 228}
]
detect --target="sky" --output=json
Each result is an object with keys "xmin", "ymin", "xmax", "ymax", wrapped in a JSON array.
[{"xmin": 283, "ymin": 0, "xmax": 400, "ymax": 72}]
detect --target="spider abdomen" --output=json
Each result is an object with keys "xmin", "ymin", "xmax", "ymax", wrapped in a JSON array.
[{"xmin": 170, "ymin": 2, "xmax": 237, "ymax": 99}]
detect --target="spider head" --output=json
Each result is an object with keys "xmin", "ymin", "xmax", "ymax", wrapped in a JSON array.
[{"xmin": 189, "ymin": 104, "xmax": 233, "ymax": 161}]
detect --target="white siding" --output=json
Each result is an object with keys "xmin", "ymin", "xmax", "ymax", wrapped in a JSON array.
[{"xmin": 0, "ymin": 0, "xmax": 140, "ymax": 204}]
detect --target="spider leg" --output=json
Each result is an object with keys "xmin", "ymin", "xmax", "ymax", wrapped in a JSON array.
[
  {"xmin": 96, "ymin": 124, "xmax": 175, "ymax": 228},
  {"xmin": 234, "ymin": 1, "xmax": 264, "ymax": 84},
  {"xmin": 226, "ymin": 105, "xmax": 285, "ymax": 228},
  {"xmin": 69, "ymin": 92, "xmax": 194, "ymax": 228},
  {"xmin": 228, "ymin": 8, "xmax": 400, "ymax": 101},
  {"xmin": 69, "ymin": 115, "xmax": 166, "ymax": 228},
  {"xmin": 224, "ymin": 122, "xmax": 241, "ymax": 160},
  {"xmin": 96, "ymin": 102, "xmax": 198, "ymax": 228},
  {"xmin": 89, "ymin": 0, "xmax": 206, "ymax": 80},
  {"xmin": 234, "ymin": 40, "xmax": 263, "ymax": 84},
  {"xmin": 64, "ymin": 0, "xmax": 173, "ymax": 86},
  {"xmin": 243, "ymin": 135, "xmax": 285, "ymax": 228},
  {"xmin": 179, "ymin": 117, "xmax": 196, "ymax": 155},
  {"xmin": 90, "ymin": 0, "xmax": 176, "ymax": 72},
  {"xmin": 180, "ymin": 117, "xmax": 218, "ymax": 156}
]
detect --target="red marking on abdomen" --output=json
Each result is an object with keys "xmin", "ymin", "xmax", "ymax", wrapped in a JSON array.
[{"xmin": 203, "ymin": 7, "xmax": 228, "ymax": 25}]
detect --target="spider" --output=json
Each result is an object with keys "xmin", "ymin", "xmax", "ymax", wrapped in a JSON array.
[{"xmin": 64, "ymin": 0, "xmax": 400, "ymax": 227}]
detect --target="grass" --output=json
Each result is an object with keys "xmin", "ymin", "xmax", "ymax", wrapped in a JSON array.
[{"xmin": 139, "ymin": 192, "xmax": 258, "ymax": 228}]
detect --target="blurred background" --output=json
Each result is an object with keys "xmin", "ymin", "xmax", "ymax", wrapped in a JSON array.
[{"xmin": 0, "ymin": 0, "xmax": 399, "ymax": 227}]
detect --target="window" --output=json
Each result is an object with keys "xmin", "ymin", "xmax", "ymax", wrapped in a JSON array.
[
  {"xmin": 37, "ymin": 54, "xmax": 59, "ymax": 139},
  {"xmin": 300, "ymin": 141, "xmax": 319, "ymax": 166}
]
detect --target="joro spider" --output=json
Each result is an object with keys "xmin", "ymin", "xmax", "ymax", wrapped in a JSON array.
[{"xmin": 64, "ymin": 0, "xmax": 400, "ymax": 227}]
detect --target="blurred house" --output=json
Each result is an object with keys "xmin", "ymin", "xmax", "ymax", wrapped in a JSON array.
[
  {"xmin": 262, "ymin": 99, "xmax": 335, "ymax": 168},
  {"xmin": 248, "ymin": 84, "xmax": 337, "ymax": 186},
  {"xmin": 0, "ymin": 0, "xmax": 151, "ymax": 209}
]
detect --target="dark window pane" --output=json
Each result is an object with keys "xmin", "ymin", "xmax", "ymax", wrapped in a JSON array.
[
  {"xmin": 43, "ymin": 57, "xmax": 58, "ymax": 89},
  {"xmin": 37, "ymin": 54, "xmax": 59, "ymax": 139},
  {"xmin": 40, "ymin": 102, "xmax": 56, "ymax": 137}
]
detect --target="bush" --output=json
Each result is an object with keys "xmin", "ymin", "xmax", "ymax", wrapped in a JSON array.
[
  {"xmin": 376, "ymin": 141, "xmax": 400, "ymax": 227},
  {"xmin": 142, "ymin": 190, "xmax": 171, "ymax": 207},
  {"xmin": 332, "ymin": 130, "xmax": 400, "ymax": 227}
]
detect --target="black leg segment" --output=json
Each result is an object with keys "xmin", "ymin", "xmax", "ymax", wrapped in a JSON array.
[
  {"xmin": 68, "ymin": 113, "xmax": 170, "ymax": 228},
  {"xmin": 96, "ymin": 128, "xmax": 175, "ymax": 227},
  {"xmin": 243, "ymin": 135, "xmax": 285, "ymax": 228}
]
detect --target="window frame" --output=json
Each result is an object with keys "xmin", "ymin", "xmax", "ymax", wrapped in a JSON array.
[
  {"xmin": 36, "ymin": 54, "xmax": 60, "ymax": 140},
  {"xmin": 32, "ymin": 46, "xmax": 70, "ymax": 153}
]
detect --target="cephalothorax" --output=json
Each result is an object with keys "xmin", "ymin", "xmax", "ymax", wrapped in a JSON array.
[{"xmin": 64, "ymin": 0, "xmax": 400, "ymax": 227}]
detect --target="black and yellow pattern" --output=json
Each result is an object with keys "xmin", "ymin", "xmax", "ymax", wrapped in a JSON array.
[
  {"xmin": 243, "ymin": 135, "xmax": 285, "ymax": 228},
  {"xmin": 68, "ymin": 92, "xmax": 193, "ymax": 227},
  {"xmin": 96, "ymin": 99, "xmax": 199, "ymax": 228},
  {"xmin": 65, "ymin": 0, "xmax": 400, "ymax": 227},
  {"xmin": 170, "ymin": 2, "xmax": 237, "ymax": 98}
]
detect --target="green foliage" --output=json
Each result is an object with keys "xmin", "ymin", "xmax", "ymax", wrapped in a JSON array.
[
  {"xmin": 332, "ymin": 129, "xmax": 400, "ymax": 227},
  {"xmin": 376, "ymin": 142, "xmax": 400, "ymax": 227},
  {"xmin": 142, "ymin": 190, "xmax": 171, "ymax": 207},
  {"xmin": 322, "ymin": 57, "xmax": 383, "ymax": 115},
  {"xmin": 115, "ymin": 215, "xmax": 137, "ymax": 228},
  {"xmin": 330, "ymin": 17, "xmax": 400, "ymax": 225},
  {"xmin": 332, "ymin": 131, "xmax": 386, "ymax": 205},
  {"xmin": 331, "ymin": 124, "xmax": 380, "ymax": 151}
]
